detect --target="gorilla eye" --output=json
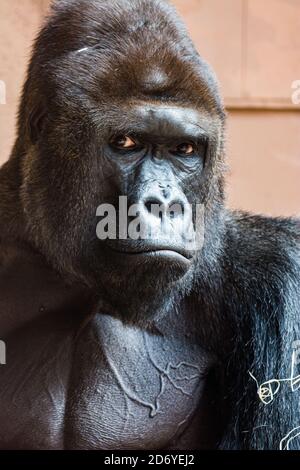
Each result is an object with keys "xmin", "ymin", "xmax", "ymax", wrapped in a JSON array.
[
  {"xmin": 111, "ymin": 135, "xmax": 137, "ymax": 150},
  {"xmin": 174, "ymin": 143, "xmax": 195, "ymax": 156}
]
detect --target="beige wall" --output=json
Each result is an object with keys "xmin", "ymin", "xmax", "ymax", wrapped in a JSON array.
[
  {"xmin": 0, "ymin": 0, "xmax": 46, "ymax": 166},
  {"xmin": 0, "ymin": 0, "xmax": 299, "ymax": 216}
]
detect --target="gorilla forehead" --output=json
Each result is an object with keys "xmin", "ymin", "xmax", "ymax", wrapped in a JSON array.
[
  {"xmin": 136, "ymin": 105, "xmax": 211, "ymax": 137},
  {"xmin": 40, "ymin": 1, "xmax": 224, "ymax": 115},
  {"xmin": 85, "ymin": 103, "xmax": 220, "ymax": 145}
]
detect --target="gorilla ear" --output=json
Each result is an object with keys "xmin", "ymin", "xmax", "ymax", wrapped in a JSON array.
[{"xmin": 26, "ymin": 97, "xmax": 46, "ymax": 145}]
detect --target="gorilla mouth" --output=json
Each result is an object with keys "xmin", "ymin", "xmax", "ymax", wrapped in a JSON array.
[
  {"xmin": 113, "ymin": 248, "xmax": 191, "ymax": 260},
  {"xmin": 106, "ymin": 242, "xmax": 194, "ymax": 264}
]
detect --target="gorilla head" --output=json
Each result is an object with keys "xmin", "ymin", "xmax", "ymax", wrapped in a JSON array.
[{"xmin": 14, "ymin": 0, "xmax": 226, "ymax": 323}]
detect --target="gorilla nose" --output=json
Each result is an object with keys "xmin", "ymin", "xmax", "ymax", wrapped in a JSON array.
[{"xmin": 143, "ymin": 195, "xmax": 186, "ymax": 220}]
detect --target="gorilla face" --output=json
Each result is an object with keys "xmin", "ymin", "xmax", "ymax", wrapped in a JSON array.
[
  {"xmin": 19, "ymin": 0, "xmax": 225, "ymax": 321},
  {"xmin": 96, "ymin": 105, "xmax": 207, "ymax": 269}
]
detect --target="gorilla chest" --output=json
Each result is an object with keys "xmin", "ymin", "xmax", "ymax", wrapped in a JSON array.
[
  {"xmin": 0, "ymin": 314, "xmax": 213, "ymax": 449},
  {"xmin": 65, "ymin": 315, "xmax": 212, "ymax": 450}
]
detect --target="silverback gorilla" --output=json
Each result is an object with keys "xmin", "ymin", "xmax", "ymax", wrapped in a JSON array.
[{"xmin": 0, "ymin": 0, "xmax": 299, "ymax": 451}]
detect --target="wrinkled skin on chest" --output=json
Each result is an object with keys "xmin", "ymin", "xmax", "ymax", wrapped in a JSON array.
[{"xmin": 0, "ymin": 247, "xmax": 218, "ymax": 450}]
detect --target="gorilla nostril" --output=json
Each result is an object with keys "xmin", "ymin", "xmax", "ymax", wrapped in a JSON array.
[
  {"xmin": 144, "ymin": 198, "xmax": 165, "ymax": 218},
  {"xmin": 168, "ymin": 201, "xmax": 185, "ymax": 219},
  {"xmin": 144, "ymin": 197, "xmax": 186, "ymax": 220}
]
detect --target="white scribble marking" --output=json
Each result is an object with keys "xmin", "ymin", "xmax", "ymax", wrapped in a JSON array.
[
  {"xmin": 249, "ymin": 346, "xmax": 300, "ymax": 450},
  {"xmin": 280, "ymin": 426, "xmax": 300, "ymax": 450},
  {"xmin": 249, "ymin": 350, "xmax": 300, "ymax": 405}
]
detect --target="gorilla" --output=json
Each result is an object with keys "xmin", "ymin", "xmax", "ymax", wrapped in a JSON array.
[{"xmin": 0, "ymin": 0, "xmax": 299, "ymax": 450}]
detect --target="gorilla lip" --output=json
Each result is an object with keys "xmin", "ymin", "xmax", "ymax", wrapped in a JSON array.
[{"xmin": 107, "ymin": 245, "xmax": 193, "ymax": 262}]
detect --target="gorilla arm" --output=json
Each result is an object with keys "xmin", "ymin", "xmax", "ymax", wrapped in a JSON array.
[{"xmin": 219, "ymin": 212, "xmax": 300, "ymax": 450}]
